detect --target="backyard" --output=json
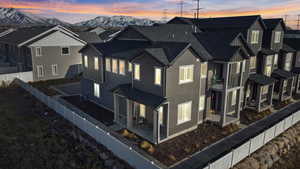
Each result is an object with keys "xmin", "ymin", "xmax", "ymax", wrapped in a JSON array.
[{"xmin": 0, "ymin": 85, "xmax": 132, "ymax": 169}]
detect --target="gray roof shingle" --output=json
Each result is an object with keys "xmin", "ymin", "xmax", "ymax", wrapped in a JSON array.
[{"xmin": 248, "ymin": 74, "xmax": 275, "ymax": 85}]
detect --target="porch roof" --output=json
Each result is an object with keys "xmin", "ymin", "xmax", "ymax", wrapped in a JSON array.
[
  {"xmin": 292, "ymin": 68, "xmax": 300, "ymax": 74},
  {"xmin": 271, "ymin": 69, "xmax": 294, "ymax": 80},
  {"xmin": 260, "ymin": 48, "xmax": 276, "ymax": 55},
  {"xmin": 112, "ymin": 84, "xmax": 166, "ymax": 108},
  {"xmin": 248, "ymin": 74, "xmax": 275, "ymax": 85}
]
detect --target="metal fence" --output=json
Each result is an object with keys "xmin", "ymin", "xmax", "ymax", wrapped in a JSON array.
[
  {"xmin": 15, "ymin": 79, "xmax": 166, "ymax": 169},
  {"xmin": 16, "ymin": 78, "xmax": 300, "ymax": 169},
  {"xmin": 0, "ymin": 71, "xmax": 33, "ymax": 85}
]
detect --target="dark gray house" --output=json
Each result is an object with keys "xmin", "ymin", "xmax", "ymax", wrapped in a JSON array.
[
  {"xmin": 284, "ymin": 31, "xmax": 300, "ymax": 95},
  {"xmin": 80, "ymin": 23, "xmax": 253, "ymax": 143},
  {"xmin": 0, "ymin": 25, "xmax": 90, "ymax": 81}
]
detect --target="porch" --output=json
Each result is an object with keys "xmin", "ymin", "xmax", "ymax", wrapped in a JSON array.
[
  {"xmin": 113, "ymin": 84, "xmax": 167, "ymax": 144},
  {"xmin": 272, "ymin": 69, "xmax": 294, "ymax": 102},
  {"xmin": 246, "ymin": 74, "xmax": 275, "ymax": 112}
]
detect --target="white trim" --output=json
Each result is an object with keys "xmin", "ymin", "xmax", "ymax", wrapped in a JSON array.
[
  {"xmin": 18, "ymin": 25, "xmax": 86, "ymax": 47},
  {"xmin": 51, "ymin": 64, "xmax": 59, "ymax": 76},
  {"xmin": 35, "ymin": 47, "xmax": 42, "ymax": 57},
  {"xmin": 177, "ymin": 101, "xmax": 192, "ymax": 125},
  {"xmin": 134, "ymin": 63, "xmax": 141, "ymax": 80},
  {"xmin": 94, "ymin": 57, "xmax": 99, "ymax": 70},
  {"xmin": 36, "ymin": 65, "xmax": 44, "ymax": 78},
  {"xmin": 154, "ymin": 67, "xmax": 162, "ymax": 86},
  {"xmin": 105, "ymin": 58, "xmax": 111, "ymax": 72},
  {"xmin": 179, "ymin": 65, "xmax": 194, "ymax": 84}
]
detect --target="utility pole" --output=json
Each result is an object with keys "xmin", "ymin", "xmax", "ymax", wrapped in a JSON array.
[
  {"xmin": 297, "ymin": 14, "xmax": 300, "ymax": 30},
  {"xmin": 193, "ymin": 0, "xmax": 203, "ymax": 19},
  {"xmin": 284, "ymin": 14, "xmax": 289, "ymax": 23},
  {"xmin": 177, "ymin": 0, "xmax": 186, "ymax": 17},
  {"xmin": 162, "ymin": 9, "xmax": 168, "ymax": 22}
]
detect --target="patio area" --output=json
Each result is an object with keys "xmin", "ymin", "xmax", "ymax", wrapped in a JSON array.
[{"xmin": 62, "ymin": 95, "xmax": 114, "ymax": 126}]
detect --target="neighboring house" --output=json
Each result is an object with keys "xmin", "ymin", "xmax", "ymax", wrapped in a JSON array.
[
  {"xmin": 0, "ymin": 25, "xmax": 87, "ymax": 81},
  {"xmin": 284, "ymin": 31, "xmax": 300, "ymax": 95},
  {"xmin": 261, "ymin": 18, "xmax": 294, "ymax": 103},
  {"xmin": 99, "ymin": 29, "xmax": 122, "ymax": 42},
  {"xmin": 80, "ymin": 23, "xmax": 253, "ymax": 144}
]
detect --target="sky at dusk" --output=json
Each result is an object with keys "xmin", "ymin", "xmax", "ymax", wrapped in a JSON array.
[{"xmin": 1, "ymin": 0, "xmax": 300, "ymax": 26}]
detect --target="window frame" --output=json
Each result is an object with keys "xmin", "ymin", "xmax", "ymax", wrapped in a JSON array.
[
  {"xmin": 274, "ymin": 31, "xmax": 282, "ymax": 43},
  {"xmin": 36, "ymin": 47, "xmax": 42, "ymax": 57},
  {"xmin": 94, "ymin": 57, "xmax": 99, "ymax": 70},
  {"xmin": 140, "ymin": 104, "xmax": 146, "ymax": 118},
  {"xmin": 262, "ymin": 85, "xmax": 269, "ymax": 95},
  {"xmin": 251, "ymin": 30, "xmax": 260, "ymax": 44},
  {"xmin": 250, "ymin": 57, "xmax": 256, "ymax": 70},
  {"xmin": 134, "ymin": 64, "xmax": 141, "ymax": 80},
  {"xmin": 198, "ymin": 95, "xmax": 205, "ymax": 111},
  {"xmin": 158, "ymin": 106, "xmax": 164, "ymax": 126},
  {"xmin": 200, "ymin": 63, "xmax": 208, "ymax": 78},
  {"xmin": 265, "ymin": 65, "xmax": 272, "ymax": 76},
  {"xmin": 84, "ymin": 55, "xmax": 88, "ymax": 68},
  {"xmin": 274, "ymin": 54, "xmax": 278, "ymax": 66},
  {"xmin": 93, "ymin": 82, "xmax": 100, "ymax": 98},
  {"xmin": 177, "ymin": 101, "xmax": 192, "ymax": 125},
  {"xmin": 37, "ymin": 65, "xmax": 44, "ymax": 78},
  {"xmin": 105, "ymin": 58, "xmax": 111, "ymax": 72},
  {"xmin": 61, "ymin": 47, "xmax": 70, "ymax": 56},
  {"xmin": 236, "ymin": 62, "xmax": 241, "ymax": 74},
  {"xmin": 119, "ymin": 59, "xmax": 126, "ymax": 75},
  {"xmin": 51, "ymin": 64, "xmax": 58, "ymax": 76},
  {"xmin": 128, "ymin": 62, "xmax": 132, "ymax": 72},
  {"xmin": 112, "ymin": 59, "xmax": 118, "ymax": 74},
  {"xmin": 154, "ymin": 67, "xmax": 162, "ymax": 86},
  {"xmin": 179, "ymin": 65, "xmax": 194, "ymax": 84}
]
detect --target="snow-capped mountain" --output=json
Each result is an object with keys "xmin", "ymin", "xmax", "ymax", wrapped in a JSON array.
[
  {"xmin": 75, "ymin": 15, "xmax": 159, "ymax": 27},
  {"xmin": 0, "ymin": 7, "xmax": 70, "ymax": 26}
]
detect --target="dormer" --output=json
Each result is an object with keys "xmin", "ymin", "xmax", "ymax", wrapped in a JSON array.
[{"xmin": 262, "ymin": 18, "xmax": 286, "ymax": 52}]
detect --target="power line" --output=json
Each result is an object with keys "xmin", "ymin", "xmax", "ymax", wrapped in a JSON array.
[
  {"xmin": 162, "ymin": 9, "xmax": 168, "ymax": 22},
  {"xmin": 177, "ymin": 0, "xmax": 186, "ymax": 17},
  {"xmin": 284, "ymin": 14, "xmax": 289, "ymax": 23},
  {"xmin": 193, "ymin": 0, "xmax": 204, "ymax": 19},
  {"xmin": 297, "ymin": 14, "xmax": 300, "ymax": 30}
]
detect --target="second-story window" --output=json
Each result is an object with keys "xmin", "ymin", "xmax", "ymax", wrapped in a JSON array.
[
  {"xmin": 266, "ymin": 55, "xmax": 273, "ymax": 65},
  {"xmin": 134, "ymin": 64, "xmax": 140, "ymax": 80},
  {"xmin": 154, "ymin": 67, "xmax": 162, "ymax": 86},
  {"xmin": 274, "ymin": 54, "xmax": 278, "ymax": 67},
  {"xmin": 200, "ymin": 63, "xmax": 207, "ymax": 78},
  {"xmin": 112, "ymin": 59, "xmax": 118, "ymax": 73},
  {"xmin": 36, "ymin": 47, "xmax": 42, "ymax": 57},
  {"xmin": 84, "ymin": 55, "xmax": 88, "ymax": 68},
  {"xmin": 119, "ymin": 60, "xmax": 125, "ymax": 75},
  {"xmin": 251, "ymin": 30, "xmax": 260, "ymax": 44},
  {"xmin": 93, "ymin": 83, "xmax": 100, "ymax": 98},
  {"xmin": 262, "ymin": 86, "xmax": 269, "ymax": 95},
  {"xmin": 274, "ymin": 31, "xmax": 282, "ymax": 43},
  {"xmin": 250, "ymin": 57, "xmax": 256, "ymax": 70},
  {"xmin": 105, "ymin": 58, "xmax": 111, "ymax": 72},
  {"xmin": 94, "ymin": 57, "xmax": 99, "ymax": 70},
  {"xmin": 284, "ymin": 53, "xmax": 293, "ymax": 71},
  {"xmin": 265, "ymin": 66, "xmax": 272, "ymax": 76},
  {"xmin": 179, "ymin": 65, "xmax": 194, "ymax": 84}
]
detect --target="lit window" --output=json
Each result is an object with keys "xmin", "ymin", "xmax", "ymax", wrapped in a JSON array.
[
  {"xmin": 94, "ymin": 83, "xmax": 100, "ymax": 98},
  {"xmin": 112, "ymin": 59, "xmax": 118, "ymax": 73},
  {"xmin": 134, "ymin": 64, "xmax": 140, "ymax": 80},
  {"xmin": 262, "ymin": 86, "xmax": 269, "ymax": 95},
  {"xmin": 179, "ymin": 65, "xmax": 194, "ymax": 84},
  {"xmin": 61, "ymin": 47, "xmax": 70, "ymax": 55},
  {"xmin": 284, "ymin": 53, "xmax": 293, "ymax": 71},
  {"xmin": 51, "ymin": 64, "xmax": 58, "ymax": 76},
  {"xmin": 94, "ymin": 57, "xmax": 99, "ymax": 70},
  {"xmin": 84, "ymin": 55, "xmax": 88, "ymax": 68},
  {"xmin": 36, "ymin": 47, "xmax": 42, "ymax": 57},
  {"xmin": 283, "ymin": 80, "xmax": 288, "ymax": 90},
  {"xmin": 246, "ymin": 88, "xmax": 251, "ymax": 98},
  {"xmin": 250, "ymin": 57, "xmax": 256, "ymax": 69},
  {"xmin": 266, "ymin": 55, "xmax": 273, "ymax": 65},
  {"xmin": 128, "ymin": 62, "xmax": 132, "ymax": 72},
  {"xmin": 105, "ymin": 58, "xmax": 111, "ymax": 72},
  {"xmin": 158, "ymin": 106, "xmax": 164, "ymax": 125},
  {"xmin": 236, "ymin": 62, "xmax": 241, "ymax": 74},
  {"xmin": 265, "ymin": 66, "xmax": 272, "ymax": 76},
  {"xmin": 177, "ymin": 101, "xmax": 192, "ymax": 125},
  {"xmin": 198, "ymin": 95, "xmax": 205, "ymax": 111},
  {"xmin": 140, "ymin": 104, "xmax": 146, "ymax": 118},
  {"xmin": 154, "ymin": 67, "xmax": 162, "ymax": 85},
  {"xmin": 37, "ymin": 65, "xmax": 44, "ymax": 78},
  {"xmin": 274, "ymin": 54, "xmax": 278, "ymax": 66},
  {"xmin": 231, "ymin": 90, "xmax": 237, "ymax": 106},
  {"xmin": 274, "ymin": 31, "xmax": 282, "ymax": 43},
  {"xmin": 119, "ymin": 60, "xmax": 125, "ymax": 75},
  {"xmin": 200, "ymin": 63, "xmax": 207, "ymax": 78},
  {"xmin": 251, "ymin": 30, "xmax": 260, "ymax": 44},
  {"xmin": 242, "ymin": 60, "xmax": 246, "ymax": 72}
]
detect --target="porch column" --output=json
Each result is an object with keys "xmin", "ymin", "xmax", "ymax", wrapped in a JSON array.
[
  {"xmin": 269, "ymin": 84, "xmax": 274, "ymax": 106},
  {"xmin": 221, "ymin": 63, "xmax": 229, "ymax": 126},
  {"xmin": 153, "ymin": 110, "xmax": 159, "ymax": 144},
  {"xmin": 257, "ymin": 85, "xmax": 262, "ymax": 112},
  {"xmin": 127, "ymin": 100, "xmax": 133, "ymax": 128},
  {"xmin": 289, "ymin": 78, "xmax": 294, "ymax": 97},
  {"xmin": 113, "ymin": 94, "xmax": 118, "ymax": 123},
  {"xmin": 279, "ymin": 80, "xmax": 284, "ymax": 102}
]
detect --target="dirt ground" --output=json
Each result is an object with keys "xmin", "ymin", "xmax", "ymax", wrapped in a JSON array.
[
  {"xmin": 271, "ymin": 141, "xmax": 300, "ymax": 169},
  {"xmin": 0, "ymin": 85, "xmax": 104, "ymax": 169}
]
